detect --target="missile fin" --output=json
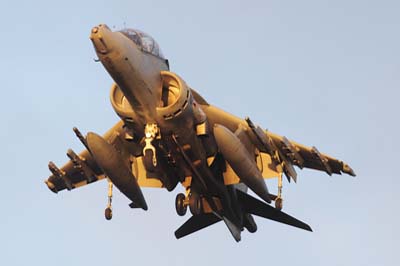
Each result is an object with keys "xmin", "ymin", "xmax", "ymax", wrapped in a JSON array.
[
  {"xmin": 48, "ymin": 161, "xmax": 74, "ymax": 190},
  {"xmin": 311, "ymin": 146, "xmax": 333, "ymax": 176},
  {"xmin": 66, "ymin": 149, "xmax": 97, "ymax": 183},
  {"xmin": 73, "ymin": 127, "xmax": 90, "ymax": 151}
]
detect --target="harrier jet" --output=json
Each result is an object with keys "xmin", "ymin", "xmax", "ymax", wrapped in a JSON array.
[{"xmin": 45, "ymin": 24, "xmax": 355, "ymax": 242}]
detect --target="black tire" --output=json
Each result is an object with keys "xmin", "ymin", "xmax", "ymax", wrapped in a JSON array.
[
  {"xmin": 275, "ymin": 198, "xmax": 283, "ymax": 210},
  {"xmin": 105, "ymin": 207, "xmax": 113, "ymax": 220},
  {"xmin": 175, "ymin": 193, "xmax": 187, "ymax": 216},
  {"xmin": 189, "ymin": 192, "xmax": 202, "ymax": 216}
]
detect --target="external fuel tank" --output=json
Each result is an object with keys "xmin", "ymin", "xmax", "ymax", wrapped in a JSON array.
[{"xmin": 213, "ymin": 124, "xmax": 271, "ymax": 203}]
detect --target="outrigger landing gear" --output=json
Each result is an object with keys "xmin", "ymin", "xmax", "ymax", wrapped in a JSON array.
[
  {"xmin": 275, "ymin": 173, "xmax": 283, "ymax": 210},
  {"xmin": 105, "ymin": 180, "xmax": 113, "ymax": 220}
]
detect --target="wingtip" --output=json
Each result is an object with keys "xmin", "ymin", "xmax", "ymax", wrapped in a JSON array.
[
  {"xmin": 174, "ymin": 231, "xmax": 180, "ymax": 239},
  {"xmin": 295, "ymin": 220, "xmax": 313, "ymax": 232},
  {"xmin": 342, "ymin": 163, "xmax": 356, "ymax": 177},
  {"xmin": 44, "ymin": 179, "xmax": 58, "ymax": 193}
]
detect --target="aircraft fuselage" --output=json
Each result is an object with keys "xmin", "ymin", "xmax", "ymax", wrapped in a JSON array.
[
  {"xmin": 91, "ymin": 24, "xmax": 168, "ymax": 124},
  {"xmin": 90, "ymin": 24, "xmax": 243, "ymax": 228},
  {"xmin": 46, "ymin": 23, "xmax": 347, "ymax": 241}
]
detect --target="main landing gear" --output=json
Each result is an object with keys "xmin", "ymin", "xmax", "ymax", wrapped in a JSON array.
[
  {"xmin": 175, "ymin": 193, "xmax": 187, "ymax": 216},
  {"xmin": 105, "ymin": 180, "xmax": 113, "ymax": 220},
  {"xmin": 175, "ymin": 190, "xmax": 203, "ymax": 216}
]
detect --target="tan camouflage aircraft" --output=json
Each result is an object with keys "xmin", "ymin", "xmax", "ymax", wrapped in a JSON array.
[{"xmin": 45, "ymin": 24, "xmax": 355, "ymax": 242}]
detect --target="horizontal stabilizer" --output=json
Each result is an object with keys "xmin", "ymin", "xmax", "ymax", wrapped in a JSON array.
[
  {"xmin": 236, "ymin": 190, "xmax": 312, "ymax": 232},
  {"xmin": 129, "ymin": 202, "xmax": 142, "ymax": 209},
  {"xmin": 175, "ymin": 213, "xmax": 221, "ymax": 239}
]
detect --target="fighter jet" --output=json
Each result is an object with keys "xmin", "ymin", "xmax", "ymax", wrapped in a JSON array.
[{"xmin": 45, "ymin": 24, "xmax": 356, "ymax": 242}]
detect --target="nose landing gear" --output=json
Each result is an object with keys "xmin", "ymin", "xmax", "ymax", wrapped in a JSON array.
[
  {"xmin": 105, "ymin": 180, "xmax": 113, "ymax": 220},
  {"xmin": 143, "ymin": 123, "xmax": 159, "ymax": 168}
]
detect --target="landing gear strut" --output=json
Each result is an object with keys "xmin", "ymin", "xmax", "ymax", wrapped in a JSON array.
[
  {"xmin": 143, "ymin": 123, "xmax": 159, "ymax": 168},
  {"xmin": 105, "ymin": 180, "xmax": 113, "ymax": 220},
  {"xmin": 275, "ymin": 173, "xmax": 283, "ymax": 210}
]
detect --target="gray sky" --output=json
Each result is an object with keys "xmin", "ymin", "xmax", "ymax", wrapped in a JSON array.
[{"xmin": 1, "ymin": 0, "xmax": 399, "ymax": 265}]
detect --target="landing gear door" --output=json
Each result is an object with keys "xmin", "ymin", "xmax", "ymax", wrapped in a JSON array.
[
  {"xmin": 133, "ymin": 156, "xmax": 164, "ymax": 188},
  {"xmin": 258, "ymin": 152, "xmax": 281, "ymax": 179}
]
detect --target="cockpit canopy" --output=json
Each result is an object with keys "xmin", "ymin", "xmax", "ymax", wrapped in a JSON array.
[{"xmin": 119, "ymin": 28, "xmax": 165, "ymax": 59}]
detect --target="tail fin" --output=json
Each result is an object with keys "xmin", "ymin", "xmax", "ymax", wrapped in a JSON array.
[
  {"xmin": 174, "ymin": 213, "xmax": 221, "ymax": 239},
  {"xmin": 236, "ymin": 189, "xmax": 313, "ymax": 232}
]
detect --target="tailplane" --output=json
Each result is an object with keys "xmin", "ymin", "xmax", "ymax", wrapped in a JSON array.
[
  {"xmin": 175, "ymin": 213, "xmax": 221, "ymax": 239},
  {"xmin": 174, "ymin": 213, "xmax": 242, "ymax": 242},
  {"xmin": 236, "ymin": 189, "xmax": 312, "ymax": 232}
]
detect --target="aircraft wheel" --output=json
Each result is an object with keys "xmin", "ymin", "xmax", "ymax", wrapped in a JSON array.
[
  {"xmin": 143, "ymin": 150, "xmax": 156, "ymax": 172},
  {"xmin": 275, "ymin": 198, "xmax": 283, "ymax": 210},
  {"xmin": 189, "ymin": 192, "xmax": 202, "ymax": 216},
  {"xmin": 175, "ymin": 193, "xmax": 187, "ymax": 216},
  {"xmin": 105, "ymin": 207, "xmax": 113, "ymax": 220}
]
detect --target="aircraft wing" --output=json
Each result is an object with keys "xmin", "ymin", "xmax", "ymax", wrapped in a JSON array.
[
  {"xmin": 268, "ymin": 131, "xmax": 356, "ymax": 178},
  {"xmin": 46, "ymin": 148, "xmax": 104, "ymax": 193},
  {"xmin": 45, "ymin": 120, "xmax": 164, "ymax": 193},
  {"xmin": 245, "ymin": 116, "xmax": 355, "ymax": 182},
  {"xmin": 197, "ymin": 102, "xmax": 355, "ymax": 185},
  {"xmin": 45, "ymin": 121, "xmax": 126, "ymax": 193}
]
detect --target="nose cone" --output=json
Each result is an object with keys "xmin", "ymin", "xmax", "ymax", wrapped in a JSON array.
[{"xmin": 90, "ymin": 24, "xmax": 112, "ymax": 54}]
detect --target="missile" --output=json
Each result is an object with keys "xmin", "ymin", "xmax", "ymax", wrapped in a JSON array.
[
  {"xmin": 86, "ymin": 132, "xmax": 148, "ymax": 210},
  {"xmin": 213, "ymin": 124, "xmax": 271, "ymax": 203},
  {"xmin": 48, "ymin": 161, "xmax": 73, "ymax": 190}
]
